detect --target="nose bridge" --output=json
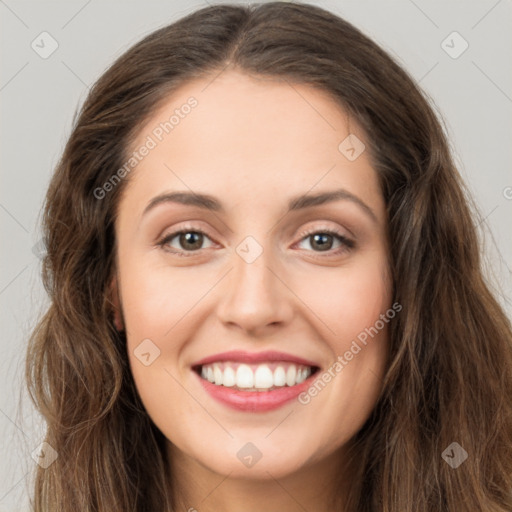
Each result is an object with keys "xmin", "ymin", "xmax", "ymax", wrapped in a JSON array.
[{"xmin": 216, "ymin": 235, "xmax": 293, "ymax": 332}]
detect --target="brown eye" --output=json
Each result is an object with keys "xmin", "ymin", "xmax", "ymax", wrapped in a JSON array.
[
  {"xmin": 158, "ymin": 229, "xmax": 215, "ymax": 254},
  {"xmin": 309, "ymin": 233, "xmax": 334, "ymax": 251},
  {"xmin": 296, "ymin": 229, "xmax": 355, "ymax": 255},
  {"xmin": 178, "ymin": 232, "xmax": 204, "ymax": 251}
]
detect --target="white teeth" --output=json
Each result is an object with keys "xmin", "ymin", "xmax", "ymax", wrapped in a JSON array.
[
  {"xmin": 213, "ymin": 363, "xmax": 223, "ymax": 385},
  {"xmin": 286, "ymin": 365, "xmax": 297, "ymax": 386},
  {"xmin": 223, "ymin": 366, "xmax": 236, "ymax": 387},
  {"xmin": 296, "ymin": 368, "xmax": 307, "ymax": 384},
  {"xmin": 199, "ymin": 361, "xmax": 315, "ymax": 390},
  {"xmin": 273, "ymin": 366, "xmax": 286, "ymax": 387},
  {"xmin": 254, "ymin": 365, "xmax": 274, "ymax": 389},
  {"xmin": 236, "ymin": 364, "xmax": 254, "ymax": 388}
]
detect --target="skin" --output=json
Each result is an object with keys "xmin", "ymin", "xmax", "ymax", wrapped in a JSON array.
[{"xmin": 111, "ymin": 69, "xmax": 392, "ymax": 511}]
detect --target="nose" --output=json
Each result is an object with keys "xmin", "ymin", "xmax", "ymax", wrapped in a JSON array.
[{"xmin": 215, "ymin": 244, "xmax": 294, "ymax": 335}]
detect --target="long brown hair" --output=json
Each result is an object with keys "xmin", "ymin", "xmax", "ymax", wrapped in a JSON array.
[{"xmin": 26, "ymin": 2, "xmax": 512, "ymax": 510}]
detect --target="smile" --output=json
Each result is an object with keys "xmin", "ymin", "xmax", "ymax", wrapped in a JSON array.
[
  {"xmin": 191, "ymin": 350, "xmax": 321, "ymax": 412},
  {"xmin": 197, "ymin": 361, "xmax": 315, "ymax": 391}
]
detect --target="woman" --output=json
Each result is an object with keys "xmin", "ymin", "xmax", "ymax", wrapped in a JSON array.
[{"xmin": 26, "ymin": 2, "xmax": 512, "ymax": 511}]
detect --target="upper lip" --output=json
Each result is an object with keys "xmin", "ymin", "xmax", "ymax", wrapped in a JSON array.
[{"xmin": 192, "ymin": 350, "xmax": 320, "ymax": 368}]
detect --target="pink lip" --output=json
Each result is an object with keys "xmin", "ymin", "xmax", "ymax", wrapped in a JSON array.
[
  {"xmin": 191, "ymin": 351, "xmax": 321, "ymax": 412},
  {"xmin": 191, "ymin": 350, "xmax": 319, "ymax": 368},
  {"xmin": 194, "ymin": 370, "xmax": 318, "ymax": 412}
]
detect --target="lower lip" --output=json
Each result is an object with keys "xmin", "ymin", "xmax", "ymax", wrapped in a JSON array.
[{"xmin": 194, "ymin": 370, "xmax": 318, "ymax": 412}]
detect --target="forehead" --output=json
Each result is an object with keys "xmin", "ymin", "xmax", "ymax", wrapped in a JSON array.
[{"xmin": 122, "ymin": 70, "xmax": 383, "ymax": 217}]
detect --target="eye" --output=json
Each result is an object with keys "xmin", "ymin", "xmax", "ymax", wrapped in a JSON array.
[
  {"xmin": 157, "ymin": 227, "xmax": 215, "ymax": 255},
  {"xmin": 295, "ymin": 228, "xmax": 355, "ymax": 254},
  {"xmin": 156, "ymin": 225, "xmax": 355, "ymax": 257}
]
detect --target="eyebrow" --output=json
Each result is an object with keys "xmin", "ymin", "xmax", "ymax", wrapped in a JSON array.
[{"xmin": 142, "ymin": 188, "xmax": 378, "ymax": 223}]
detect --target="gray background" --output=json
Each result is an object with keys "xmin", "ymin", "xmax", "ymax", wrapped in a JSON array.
[{"xmin": 1, "ymin": 0, "xmax": 511, "ymax": 509}]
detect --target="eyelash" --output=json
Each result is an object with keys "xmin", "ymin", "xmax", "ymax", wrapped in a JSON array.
[{"xmin": 156, "ymin": 224, "xmax": 355, "ymax": 258}]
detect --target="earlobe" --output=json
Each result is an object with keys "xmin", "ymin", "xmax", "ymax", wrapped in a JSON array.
[{"xmin": 109, "ymin": 275, "xmax": 125, "ymax": 332}]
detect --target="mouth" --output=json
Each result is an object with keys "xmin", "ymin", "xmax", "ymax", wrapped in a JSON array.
[
  {"xmin": 192, "ymin": 361, "xmax": 320, "ymax": 392},
  {"xmin": 191, "ymin": 350, "xmax": 321, "ymax": 412}
]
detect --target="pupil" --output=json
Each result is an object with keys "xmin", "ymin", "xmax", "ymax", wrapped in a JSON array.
[
  {"xmin": 312, "ymin": 233, "xmax": 332, "ymax": 251},
  {"xmin": 180, "ymin": 232, "xmax": 202, "ymax": 250}
]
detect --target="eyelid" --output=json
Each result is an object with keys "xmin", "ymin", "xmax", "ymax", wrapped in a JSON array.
[
  {"xmin": 157, "ymin": 221, "xmax": 216, "ymax": 241},
  {"xmin": 295, "ymin": 223, "xmax": 352, "ymax": 242}
]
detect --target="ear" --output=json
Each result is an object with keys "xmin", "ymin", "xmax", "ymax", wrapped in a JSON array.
[{"xmin": 109, "ymin": 274, "xmax": 125, "ymax": 332}]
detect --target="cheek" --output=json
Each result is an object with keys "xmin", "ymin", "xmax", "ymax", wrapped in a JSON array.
[
  {"xmin": 289, "ymin": 253, "xmax": 391, "ymax": 420},
  {"xmin": 120, "ymin": 260, "xmax": 223, "ymax": 418},
  {"xmin": 119, "ymin": 260, "xmax": 191, "ymax": 403},
  {"xmin": 292, "ymin": 257, "xmax": 391, "ymax": 345},
  {"xmin": 120, "ymin": 258, "xmax": 213, "ymax": 340}
]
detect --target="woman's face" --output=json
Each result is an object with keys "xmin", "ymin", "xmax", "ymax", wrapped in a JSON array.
[{"xmin": 113, "ymin": 70, "xmax": 392, "ymax": 480}]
